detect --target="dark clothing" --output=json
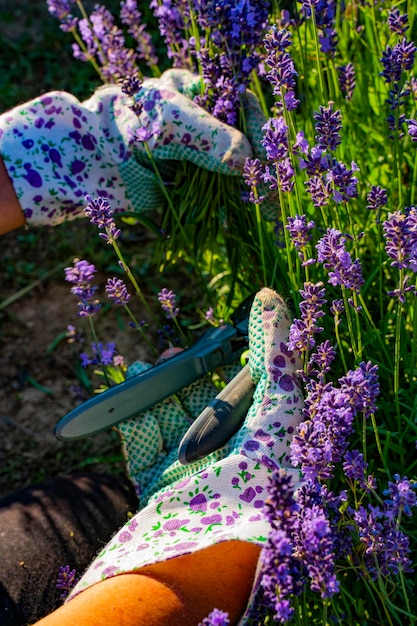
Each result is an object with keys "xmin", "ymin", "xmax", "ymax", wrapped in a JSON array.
[{"xmin": 0, "ymin": 472, "xmax": 137, "ymax": 625}]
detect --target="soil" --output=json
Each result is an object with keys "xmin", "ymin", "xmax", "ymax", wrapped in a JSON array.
[{"xmin": 0, "ymin": 222, "xmax": 166, "ymax": 499}]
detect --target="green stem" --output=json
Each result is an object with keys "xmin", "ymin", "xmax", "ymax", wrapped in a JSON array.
[
  {"xmin": 142, "ymin": 142, "xmax": 207, "ymax": 290},
  {"xmin": 393, "ymin": 291, "xmax": 403, "ymax": 430},
  {"xmin": 88, "ymin": 316, "xmax": 110, "ymax": 387},
  {"xmin": 310, "ymin": 8, "xmax": 326, "ymax": 102},
  {"xmin": 111, "ymin": 237, "xmax": 158, "ymax": 323},
  {"xmin": 124, "ymin": 304, "xmax": 158, "ymax": 358}
]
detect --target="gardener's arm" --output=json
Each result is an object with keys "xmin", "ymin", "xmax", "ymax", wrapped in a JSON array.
[
  {"xmin": 34, "ymin": 541, "xmax": 261, "ymax": 626},
  {"xmin": 0, "ymin": 157, "xmax": 24, "ymax": 234}
]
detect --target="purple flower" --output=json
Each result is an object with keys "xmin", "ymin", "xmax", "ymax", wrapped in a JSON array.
[
  {"xmin": 47, "ymin": 0, "xmax": 74, "ymax": 20},
  {"xmin": 383, "ymin": 208, "xmax": 417, "ymax": 273},
  {"xmin": 121, "ymin": 74, "xmax": 142, "ymax": 98},
  {"xmin": 64, "ymin": 259, "xmax": 101, "ymax": 317},
  {"xmin": 337, "ymin": 63, "xmax": 356, "ymax": 100},
  {"xmin": 343, "ymin": 449, "xmax": 368, "ymax": 482},
  {"xmin": 56, "ymin": 565, "xmax": 79, "ymax": 599},
  {"xmin": 383, "ymin": 474, "xmax": 417, "ymax": 518},
  {"xmin": 263, "ymin": 26, "xmax": 299, "ymax": 111},
  {"xmin": 198, "ymin": 608, "xmax": 230, "ymax": 626},
  {"xmin": 366, "ymin": 185, "xmax": 388, "ymax": 211},
  {"xmin": 84, "ymin": 195, "xmax": 121, "ymax": 243},
  {"xmin": 353, "ymin": 505, "xmax": 413, "ymax": 579},
  {"xmin": 305, "ymin": 175, "xmax": 333, "ymax": 208},
  {"xmin": 287, "ymin": 281, "xmax": 326, "ymax": 354},
  {"xmin": 406, "ymin": 118, "xmax": 417, "ymax": 141},
  {"xmin": 261, "ymin": 117, "xmax": 290, "ymax": 161},
  {"xmin": 150, "ymin": 0, "xmax": 189, "ymax": 66},
  {"xmin": 307, "ymin": 339, "xmax": 336, "ymax": 379},
  {"xmin": 286, "ymin": 214, "xmax": 315, "ymax": 253},
  {"xmin": 105, "ymin": 277, "xmax": 131, "ymax": 306},
  {"xmin": 316, "ymin": 228, "xmax": 364, "ymax": 292},
  {"xmin": 296, "ymin": 502, "xmax": 340, "ymax": 598},
  {"xmin": 120, "ymin": 0, "xmax": 158, "ymax": 68},
  {"xmin": 81, "ymin": 342, "xmax": 118, "ymax": 367},
  {"xmin": 327, "ymin": 160, "xmax": 359, "ymax": 203},
  {"xmin": 339, "ymin": 361, "xmax": 380, "ymax": 420},
  {"xmin": 243, "ymin": 158, "xmax": 265, "ymax": 204},
  {"xmin": 260, "ymin": 470, "xmax": 303, "ymax": 622},
  {"xmin": 291, "ymin": 383, "xmax": 355, "ymax": 481},
  {"xmin": 158, "ymin": 288, "xmax": 180, "ymax": 319},
  {"xmin": 387, "ymin": 8, "xmax": 409, "ymax": 36},
  {"xmin": 380, "ymin": 38, "xmax": 417, "ymax": 84}
]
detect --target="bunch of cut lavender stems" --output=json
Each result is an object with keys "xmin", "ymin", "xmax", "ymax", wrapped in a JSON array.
[{"xmin": 47, "ymin": 0, "xmax": 417, "ymax": 623}]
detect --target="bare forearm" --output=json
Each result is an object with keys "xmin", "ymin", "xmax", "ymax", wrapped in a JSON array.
[
  {"xmin": 34, "ymin": 541, "xmax": 260, "ymax": 626},
  {"xmin": 0, "ymin": 157, "xmax": 25, "ymax": 234}
]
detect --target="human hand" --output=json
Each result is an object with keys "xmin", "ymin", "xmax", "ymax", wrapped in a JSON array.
[
  {"xmin": 70, "ymin": 288, "xmax": 304, "ymax": 598},
  {"xmin": 0, "ymin": 69, "xmax": 255, "ymax": 227}
]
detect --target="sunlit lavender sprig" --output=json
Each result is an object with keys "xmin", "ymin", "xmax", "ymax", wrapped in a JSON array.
[
  {"xmin": 313, "ymin": 102, "xmax": 342, "ymax": 153},
  {"xmin": 263, "ymin": 25, "xmax": 299, "ymax": 112},
  {"xmin": 71, "ymin": 5, "xmax": 138, "ymax": 82},
  {"xmin": 383, "ymin": 207, "xmax": 417, "ymax": 271},
  {"xmin": 294, "ymin": 498, "xmax": 340, "ymax": 598},
  {"xmin": 316, "ymin": 228, "xmax": 364, "ymax": 293},
  {"xmin": 261, "ymin": 117, "xmax": 295, "ymax": 192},
  {"xmin": 105, "ymin": 276, "xmax": 153, "ymax": 350},
  {"xmin": 242, "ymin": 158, "xmax": 265, "ymax": 204},
  {"xmin": 406, "ymin": 118, "xmax": 417, "ymax": 142},
  {"xmin": 300, "ymin": 0, "xmax": 339, "ymax": 55},
  {"xmin": 287, "ymin": 281, "xmax": 326, "ymax": 358},
  {"xmin": 382, "ymin": 208, "xmax": 417, "ymax": 301},
  {"xmin": 150, "ymin": 0, "xmax": 191, "ymax": 68},
  {"xmin": 339, "ymin": 361, "xmax": 379, "ymax": 420},
  {"xmin": 286, "ymin": 214, "xmax": 316, "ymax": 267},
  {"xmin": 290, "ymin": 382, "xmax": 356, "ymax": 481},
  {"xmin": 120, "ymin": 0, "xmax": 159, "ymax": 71},
  {"xmin": 380, "ymin": 37, "xmax": 416, "ymax": 135}
]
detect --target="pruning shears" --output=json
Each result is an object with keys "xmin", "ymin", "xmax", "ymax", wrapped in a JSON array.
[{"xmin": 54, "ymin": 296, "xmax": 255, "ymax": 461}]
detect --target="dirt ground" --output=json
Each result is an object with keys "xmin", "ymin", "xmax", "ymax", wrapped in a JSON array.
[{"xmin": 0, "ymin": 222, "xmax": 163, "ymax": 499}]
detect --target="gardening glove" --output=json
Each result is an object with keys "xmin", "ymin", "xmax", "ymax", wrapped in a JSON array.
[
  {"xmin": 0, "ymin": 69, "xmax": 263, "ymax": 227},
  {"xmin": 68, "ymin": 287, "xmax": 304, "ymax": 605}
]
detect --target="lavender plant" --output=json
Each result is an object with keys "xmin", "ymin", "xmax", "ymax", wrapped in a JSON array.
[{"xmin": 47, "ymin": 0, "xmax": 417, "ymax": 623}]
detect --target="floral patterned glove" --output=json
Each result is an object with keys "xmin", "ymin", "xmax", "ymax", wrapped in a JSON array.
[
  {"xmin": 0, "ymin": 69, "xmax": 257, "ymax": 226},
  {"xmin": 68, "ymin": 288, "xmax": 304, "ymax": 618}
]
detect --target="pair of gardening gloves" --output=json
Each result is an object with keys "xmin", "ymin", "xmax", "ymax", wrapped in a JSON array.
[
  {"xmin": 0, "ymin": 69, "xmax": 266, "ymax": 226},
  {"xmin": 68, "ymin": 287, "xmax": 305, "ymax": 625}
]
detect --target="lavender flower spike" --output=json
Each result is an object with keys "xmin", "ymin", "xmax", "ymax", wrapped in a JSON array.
[
  {"xmin": 316, "ymin": 228, "xmax": 364, "ymax": 292},
  {"xmin": 64, "ymin": 259, "xmax": 101, "ymax": 317},
  {"xmin": 366, "ymin": 185, "xmax": 388, "ymax": 211},
  {"xmin": 313, "ymin": 102, "xmax": 342, "ymax": 152},
  {"xmin": 105, "ymin": 277, "xmax": 131, "ymax": 306},
  {"xmin": 158, "ymin": 288, "xmax": 180, "ymax": 319},
  {"xmin": 406, "ymin": 119, "xmax": 417, "ymax": 142},
  {"xmin": 84, "ymin": 195, "xmax": 121, "ymax": 243},
  {"xmin": 198, "ymin": 608, "xmax": 230, "ymax": 626}
]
